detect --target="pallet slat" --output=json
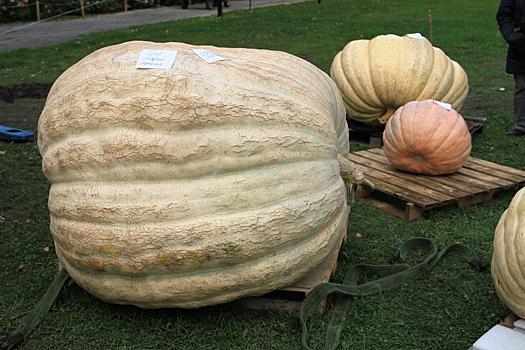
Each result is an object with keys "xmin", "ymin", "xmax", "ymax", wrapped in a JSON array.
[
  {"xmin": 360, "ymin": 149, "xmax": 516, "ymax": 190},
  {"xmin": 348, "ymin": 148, "xmax": 525, "ymax": 221},
  {"xmin": 463, "ymin": 161, "xmax": 525, "ymax": 183},
  {"xmin": 354, "ymin": 164, "xmax": 456, "ymax": 206},
  {"xmin": 353, "ymin": 150, "xmax": 478, "ymax": 198},
  {"xmin": 468, "ymin": 157, "xmax": 525, "ymax": 177},
  {"xmin": 451, "ymin": 167, "xmax": 512, "ymax": 189}
]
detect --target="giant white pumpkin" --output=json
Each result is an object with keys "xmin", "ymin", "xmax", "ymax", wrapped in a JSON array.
[
  {"xmin": 38, "ymin": 41, "xmax": 356, "ymax": 309},
  {"xmin": 330, "ymin": 34, "xmax": 469, "ymax": 125},
  {"xmin": 492, "ymin": 187, "xmax": 525, "ymax": 318}
]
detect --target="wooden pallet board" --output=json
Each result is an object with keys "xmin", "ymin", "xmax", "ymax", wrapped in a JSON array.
[
  {"xmin": 465, "ymin": 115, "xmax": 488, "ymax": 136},
  {"xmin": 348, "ymin": 115, "xmax": 487, "ymax": 147},
  {"xmin": 348, "ymin": 148, "xmax": 525, "ymax": 221},
  {"xmin": 348, "ymin": 127, "xmax": 384, "ymax": 147}
]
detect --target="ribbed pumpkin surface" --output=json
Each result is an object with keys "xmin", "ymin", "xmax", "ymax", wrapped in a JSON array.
[
  {"xmin": 38, "ymin": 41, "xmax": 350, "ymax": 308},
  {"xmin": 330, "ymin": 34, "xmax": 469, "ymax": 125},
  {"xmin": 382, "ymin": 100, "xmax": 471, "ymax": 176},
  {"xmin": 492, "ymin": 187, "xmax": 525, "ymax": 318}
]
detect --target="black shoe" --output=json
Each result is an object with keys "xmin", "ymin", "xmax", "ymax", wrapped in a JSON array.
[{"xmin": 507, "ymin": 129, "xmax": 525, "ymax": 137}]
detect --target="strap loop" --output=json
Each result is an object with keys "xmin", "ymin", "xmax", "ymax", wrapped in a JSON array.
[{"xmin": 299, "ymin": 238, "xmax": 487, "ymax": 350}]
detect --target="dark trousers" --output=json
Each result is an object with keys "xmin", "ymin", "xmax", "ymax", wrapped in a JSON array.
[{"xmin": 514, "ymin": 73, "xmax": 525, "ymax": 131}]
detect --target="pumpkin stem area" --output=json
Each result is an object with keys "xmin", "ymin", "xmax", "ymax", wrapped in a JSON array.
[
  {"xmin": 413, "ymin": 154, "xmax": 425, "ymax": 162},
  {"xmin": 378, "ymin": 108, "xmax": 396, "ymax": 124}
]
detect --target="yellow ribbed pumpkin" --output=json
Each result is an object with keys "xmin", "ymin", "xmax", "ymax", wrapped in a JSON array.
[
  {"xmin": 38, "ymin": 41, "xmax": 357, "ymax": 309},
  {"xmin": 330, "ymin": 34, "xmax": 469, "ymax": 125},
  {"xmin": 492, "ymin": 187, "xmax": 525, "ymax": 318}
]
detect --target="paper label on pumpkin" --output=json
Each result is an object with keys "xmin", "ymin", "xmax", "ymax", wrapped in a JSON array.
[
  {"xmin": 135, "ymin": 50, "xmax": 178, "ymax": 69},
  {"xmin": 193, "ymin": 49, "xmax": 228, "ymax": 63},
  {"xmin": 407, "ymin": 33, "xmax": 424, "ymax": 40},
  {"xmin": 433, "ymin": 100, "xmax": 452, "ymax": 110}
]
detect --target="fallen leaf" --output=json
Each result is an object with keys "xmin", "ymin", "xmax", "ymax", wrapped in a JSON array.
[
  {"xmin": 356, "ymin": 233, "xmax": 363, "ymax": 238},
  {"xmin": 0, "ymin": 150, "xmax": 5, "ymax": 155},
  {"xmin": 43, "ymin": 246, "xmax": 50, "ymax": 252}
]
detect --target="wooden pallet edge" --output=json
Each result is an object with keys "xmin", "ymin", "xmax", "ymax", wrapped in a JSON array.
[
  {"xmin": 358, "ymin": 171, "xmax": 454, "ymax": 208},
  {"xmin": 351, "ymin": 149, "xmax": 518, "ymax": 220},
  {"xmin": 467, "ymin": 157, "xmax": 525, "ymax": 179},
  {"xmin": 464, "ymin": 115, "xmax": 487, "ymax": 136},
  {"xmin": 348, "ymin": 156, "xmax": 469, "ymax": 207},
  {"xmin": 356, "ymin": 185, "xmax": 425, "ymax": 221},
  {"xmin": 354, "ymin": 149, "xmax": 524, "ymax": 192},
  {"xmin": 464, "ymin": 115, "xmax": 487, "ymax": 122},
  {"xmin": 232, "ymin": 297, "xmax": 303, "ymax": 313},
  {"xmin": 348, "ymin": 128, "xmax": 383, "ymax": 147},
  {"xmin": 357, "ymin": 182, "xmax": 513, "ymax": 221}
]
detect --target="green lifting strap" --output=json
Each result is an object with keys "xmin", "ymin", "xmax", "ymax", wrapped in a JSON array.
[
  {"xmin": 1, "ymin": 268, "xmax": 71, "ymax": 350},
  {"xmin": 299, "ymin": 237, "xmax": 488, "ymax": 350}
]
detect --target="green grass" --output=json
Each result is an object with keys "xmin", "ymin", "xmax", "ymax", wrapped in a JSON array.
[{"xmin": 0, "ymin": 0, "xmax": 522, "ymax": 349}]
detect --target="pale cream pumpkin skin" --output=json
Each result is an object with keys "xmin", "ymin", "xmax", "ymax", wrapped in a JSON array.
[
  {"xmin": 330, "ymin": 34, "xmax": 469, "ymax": 125},
  {"xmin": 382, "ymin": 100, "xmax": 471, "ymax": 175},
  {"xmin": 38, "ymin": 41, "xmax": 351, "ymax": 309},
  {"xmin": 492, "ymin": 187, "xmax": 525, "ymax": 319}
]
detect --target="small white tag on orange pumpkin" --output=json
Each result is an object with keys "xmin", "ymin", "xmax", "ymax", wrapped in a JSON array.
[
  {"xmin": 407, "ymin": 33, "xmax": 424, "ymax": 39},
  {"xmin": 433, "ymin": 100, "xmax": 452, "ymax": 110},
  {"xmin": 193, "ymin": 49, "xmax": 228, "ymax": 63},
  {"xmin": 135, "ymin": 49, "xmax": 178, "ymax": 69}
]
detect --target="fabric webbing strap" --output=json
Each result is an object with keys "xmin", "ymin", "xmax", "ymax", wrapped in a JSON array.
[
  {"xmin": 1, "ymin": 268, "xmax": 70, "ymax": 350},
  {"xmin": 299, "ymin": 237, "xmax": 488, "ymax": 350}
]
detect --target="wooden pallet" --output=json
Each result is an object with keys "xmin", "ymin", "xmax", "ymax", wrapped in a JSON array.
[
  {"xmin": 465, "ymin": 115, "xmax": 488, "ymax": 136},
  {"xmin": 233, "ymin": 238, "xmax": 342, "ymax": 313},
  {"xmin": 348, "ymin": 115, "xmax": 487, "ymax": 147},
  {"xmin": 347, "ymin": 148, "xmax": 525, "ymax": 221},
  {"xmin": 348, "ymin": 128, "xmax": 384, "ymax": 147}
]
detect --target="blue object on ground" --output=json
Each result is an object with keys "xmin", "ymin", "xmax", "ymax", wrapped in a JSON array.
[{"xmin": 0, "ymin": 125, "xmax": 35, "ymax": 141}]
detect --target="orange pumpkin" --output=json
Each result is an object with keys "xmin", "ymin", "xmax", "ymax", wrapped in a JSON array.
[{"xmin": 382, "ymin": 100, "xmax": 471, "ymax": 175}]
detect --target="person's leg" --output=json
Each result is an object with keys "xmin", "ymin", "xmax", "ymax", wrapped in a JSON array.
[{"xmin": 510, "ymin": 73, "xmax": 525, "ymax": 135}]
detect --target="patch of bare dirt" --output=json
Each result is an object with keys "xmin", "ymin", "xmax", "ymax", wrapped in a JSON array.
[
  {"xmin": 1, "ymin": 98, "xmax": 46, "ymax": 135},
  {"xmin": 0, "ymin": 83, "xmax": 52, "ymax": 103},
  {"xmin": 0, "ymin": 83, "xmax": 52, "ymax": 135}
]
